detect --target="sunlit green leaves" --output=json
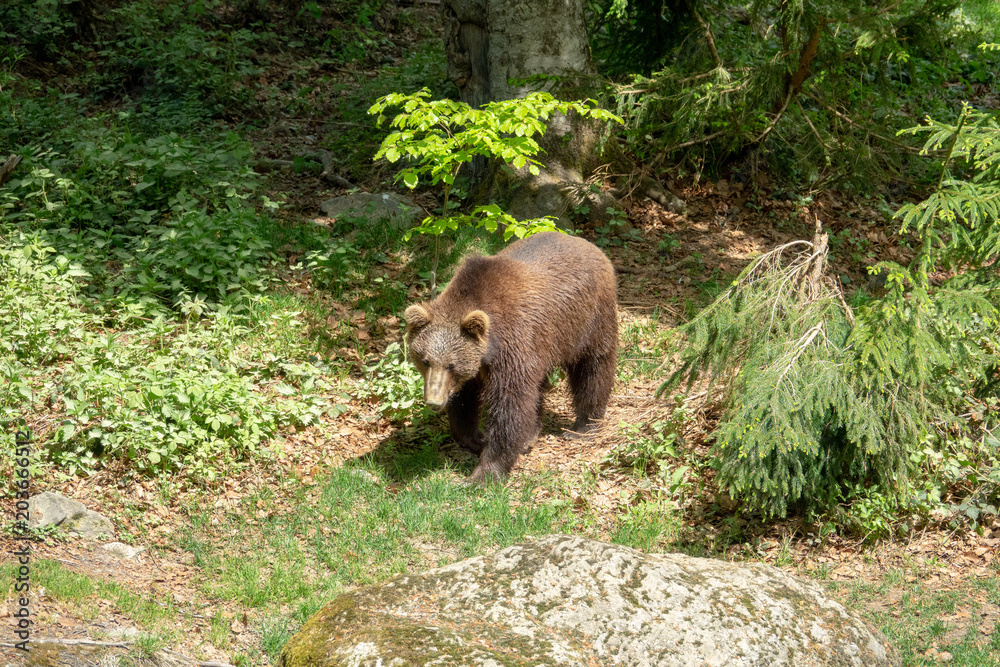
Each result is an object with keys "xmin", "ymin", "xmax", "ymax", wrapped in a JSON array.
[{"xmin": 369, "ymin": 88, "xmax": 623, "ymax": 235}]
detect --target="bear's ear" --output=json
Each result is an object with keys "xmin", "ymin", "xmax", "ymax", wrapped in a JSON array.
[
  {"xmin": 404, "ymin": 304, "xmax": 433, "ymax": 333},
  {"xmin": 461, "ymin": 310, "xmax": 490, "ymax": 340}
]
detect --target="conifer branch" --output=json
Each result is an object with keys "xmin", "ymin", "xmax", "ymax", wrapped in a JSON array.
[
  {"xmin": 659, "ymin": 189, "xmax": 997, "ymax": 517},
  {"xmin": 775, "ymin": 322, "xmax": 827, "ymax": 388}
]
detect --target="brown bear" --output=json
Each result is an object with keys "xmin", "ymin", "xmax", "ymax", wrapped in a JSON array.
[{"xmin": 404, "ymin": 231, "xmax": 618, "ymax": 484}]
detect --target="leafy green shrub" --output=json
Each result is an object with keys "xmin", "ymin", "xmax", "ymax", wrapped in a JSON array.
[
  {"xmin": 1, "ymin": 92, "xmax": 90, "ymax": 152},
  {"xmin": 370, "ymin": 89, "xmax": 621, "ymax": 240},
  {"xmin": 123, "ymin": 209, "xmax": 274, "ymax": 303},
  {"xmin": 0, "ymin": 234, "xmax": 326, "ymax": 482},
  {"xmin": 2, "ymin": 130, "xmax": 256, "ymax": 229},
  {"xmin": 49, "ymin": 355, "xmax": 326, "ymax": 480},
  {"xmin": 908, "ymin": 432, "xmax": 1000, "ymax": 532},
  {"xmin": 0, "ymin": 0, "xmax": 80, "ymax": 62},
  {"xmin": 0, "ymin": 231, "xmax": 93, "ymax": 367},
  {"xmin": 356, "ymin": 342, "xmax": 424, "ymax": 422},
  {"xmin": 369, "ymin": 89, "xmax": 622, "ymax": 292},
  {"xmin": 302, "ymin": 239, "xmax": 358, "ymax": 290},
  {"xmin": 608, "ymin": 404, "xmax": 690, "ymax": 475},
  {"xmin": 89, "ymin": 18, "xmax": 261, "ymax": 119},
  {"xmin": 837, "ymin": 484, "xmax": 900, "ymax": 542}
]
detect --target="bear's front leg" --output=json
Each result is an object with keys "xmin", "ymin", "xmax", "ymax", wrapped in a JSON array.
[
  {"xmin": 448, "ymin": 376, "xmax": 485, "ymax": 454},
  {"xmin": 468, "ymin": 385, "xmax": 540, "ymax": 485}
]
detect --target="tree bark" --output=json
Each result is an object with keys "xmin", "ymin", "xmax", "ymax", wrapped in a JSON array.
[
  {"xmin": 0, "ymin": 155, "xmax": 23, "ymax": 188},
  {"xmin": 444, "ymin": 0, "xmax": 594, "ymax": 105},
  {"xmin": 443, "ymin": 0, "xmax": 623, "ymax": 228}
]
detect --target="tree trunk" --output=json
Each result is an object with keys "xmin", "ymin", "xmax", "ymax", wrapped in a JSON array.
[{"xmin": 443, "ymin": 0, "xmax": 622, "ymax": 229}]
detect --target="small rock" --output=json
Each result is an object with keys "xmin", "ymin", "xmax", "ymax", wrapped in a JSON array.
[
  {"xmin": 318, "ymin": 192, "xmax": 420, "ymax": 230},
  {"xmin": 28, "ymin": 491, "xmax": 87, "ymax": 529},
  {"xmin": 100, "ymin": 542, "xmax": 146, "ymax": 561},
  {"xmin": 104, "ymin": 627, "xmax": 143, "ymax": 640},
  {"xmin": 27, "ymin": 491, "xmax": 116, "ymax": 539}
]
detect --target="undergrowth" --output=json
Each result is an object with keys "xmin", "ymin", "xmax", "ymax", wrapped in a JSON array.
[{"xmin": 658, "ymin": 90, "xmax": 1000, "ymax": 526}]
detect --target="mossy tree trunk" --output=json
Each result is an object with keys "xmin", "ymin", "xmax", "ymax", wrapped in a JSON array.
[{"xmin": 443, "ymin": 0, "xmax": 622, "ymax": 228}]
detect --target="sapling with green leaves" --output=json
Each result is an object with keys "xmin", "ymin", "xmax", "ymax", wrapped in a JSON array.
[{"xmin": 368, "ymin": 88, "xmax": 622, "ymax": 294}]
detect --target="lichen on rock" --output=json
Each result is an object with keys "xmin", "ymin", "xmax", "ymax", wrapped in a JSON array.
[{"xmin": 278, "ymin": 535, "xmax": 899, "ymax": 667}]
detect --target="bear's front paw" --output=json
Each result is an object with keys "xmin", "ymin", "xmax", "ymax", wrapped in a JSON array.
[
  {"xmin": 466, "ymin": 463, "xmax": 505, "ymax": 487},
  {"xmin": 456, "ymin": 429, "xmax": 486, "ymax": 454}
]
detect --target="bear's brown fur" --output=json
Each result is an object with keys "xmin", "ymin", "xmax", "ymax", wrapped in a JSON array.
[{"xmin": 404, "ymin": 232, "xmax": 617, "ymax": 484}]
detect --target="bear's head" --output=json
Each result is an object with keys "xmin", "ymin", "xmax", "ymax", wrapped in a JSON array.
[{"xmin": 404, "ymin": 304, "xmax": 490, "ymax": 412}]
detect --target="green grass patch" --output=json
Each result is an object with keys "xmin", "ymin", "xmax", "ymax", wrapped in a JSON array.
[
  {"xmin": 167, "ymin": 460, "xmax": 704, "ymax": 658},
  {"xmin": 0, "ymin": 558, "xmax": 177, "ymax": 632},
  {"xmin": 177, "ymin": 463, "xmax": 585, "ymax": 608},
  {"xmin": 828, "ymin": 571, "xmax": 1000, "ymax": 666}
]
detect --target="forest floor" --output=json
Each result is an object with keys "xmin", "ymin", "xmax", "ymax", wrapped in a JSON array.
[
  {"xmin": 3, "ymin": 4, "xmax": 1000, "ymax": 667},
  {"xmin": 6, "ymin": 171, "xmax": 1000, "ymax": 666}
]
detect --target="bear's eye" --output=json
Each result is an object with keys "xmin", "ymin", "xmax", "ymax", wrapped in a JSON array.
[
  {"xmin": 421, "ymin": 358, "xmax": 430, "ymax": 367},
  {"xmin": 448, "ymin": 363, "xmax": 456, "ymax": 372}
]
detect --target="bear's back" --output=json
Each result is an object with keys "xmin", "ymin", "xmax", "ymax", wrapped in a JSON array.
[
  {"xmin": 433, "ymin": 232, "xmax": 614, "ymax": 360},
  {"xmin": 443, "ymin": 233, "xmax": 612, "ymax": 309},
  {"xmin": 499, "ymin": 231, "xmax": 605, "ymax": 268}
]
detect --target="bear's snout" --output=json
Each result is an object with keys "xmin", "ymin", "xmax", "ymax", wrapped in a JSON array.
[{"xmin": 423, "ymin": 366, "xmax": 452, "ymax": 412}]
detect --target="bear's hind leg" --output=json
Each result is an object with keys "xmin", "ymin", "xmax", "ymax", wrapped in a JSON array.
[
  {"xmin": 448, "ymin": 376, "xmax": 485, "ymax": 454},
  {"xmin": 565, "ymin": 349, "xmax": 615, "ymax": 435}
]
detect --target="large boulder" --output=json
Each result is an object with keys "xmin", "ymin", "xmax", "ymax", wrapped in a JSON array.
[{"xmin": 279, "ymin": 535, "xmax": 898, "ymax": 667}]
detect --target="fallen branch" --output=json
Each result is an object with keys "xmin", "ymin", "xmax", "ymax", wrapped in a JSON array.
[
  {"xmin": 303, "ymin": 149, "xmax": 355, "ymax": 188},
  {"xmin": 687, "ymin": 0, "xmax": 722, "ymax": 69},
  {"xmin": 660, "ymin": 130, "xmax": 727, "ymax": 154},
  {"xmin": 255, "ymin": 149, "xmax": 357, "ymax": 189},
  {"xmin": 662, "ymin": 255, "xmax": 698, "ymax": 273},
  {"xmin": 616, "ymin": 173, "xmax": 685, "ymax": 213},
  {"xmin": 803, "ymin": 91, "xmax": 927, "ymax": 153},
  {"xmin": 802, "ymin": 215, "xmax": 828, "ymax": 300}
]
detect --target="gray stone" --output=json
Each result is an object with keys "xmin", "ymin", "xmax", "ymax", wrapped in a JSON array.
[
  {"xmin": 28, "ymin": 491, "xmax": 116, "ymax": 540},
  {"xmin": 319, "ymin": 192, "xmax": 421, "ymax": 229},
  {"xmin": 27, "ymin": 491, "xmax": 86, "ymax": 529},
  {"xmin": 278, "ymin": 535, "xmax": 898, "ymax": 667},
  {"xmin": 68, "ymin": 510, "xmax": 115, "ymax": 539},
  {"xmin": 101, "ymin": 542, "xmax": 146, "ymax": 561}
]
